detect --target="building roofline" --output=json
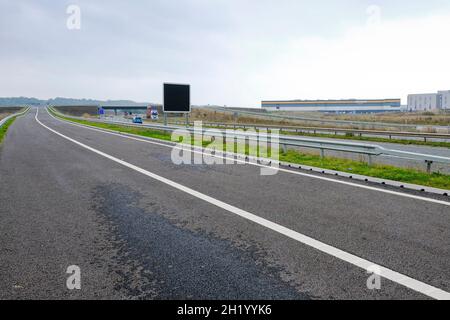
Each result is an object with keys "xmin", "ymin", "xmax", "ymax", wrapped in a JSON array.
[{"xmin": 261, "ymin": 99, "xmax": 401, "ymax": 105}]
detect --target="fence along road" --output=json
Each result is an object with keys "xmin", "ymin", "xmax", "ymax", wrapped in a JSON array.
[
  {"xmin": 0, "ymin": 107, "xmax": 29, "ymax": 128},
  {"xmin": 172, "ymin": 120, "xmax": 450, "ymax": 143}
]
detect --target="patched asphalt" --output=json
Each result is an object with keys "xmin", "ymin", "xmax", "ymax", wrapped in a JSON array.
[{"xmin": 0, "ymin": 108, "xmax": 448, "ymax": 299}]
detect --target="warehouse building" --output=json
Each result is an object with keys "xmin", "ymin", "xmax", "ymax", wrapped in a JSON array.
[
  {"xmin": 407, "ymin": 90, "xmax": 450, "ymax": 111},
  {"xmin": 407, "ymin": 93, "xmax": 440, "ymax": 111},
  {"xmin": 438, "ymin": 90, "xmax": 450, "ymax": 110},
  {"xmin": 261, "ymin": 99, "xmax": 401, "ymax": 113}
]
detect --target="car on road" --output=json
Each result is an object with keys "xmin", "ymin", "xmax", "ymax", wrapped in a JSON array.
[
  {"xmin": 132, "ymin": 116, "xmax": 143, "ymax": 124},
  {"xmin": 150, "ymin": 109, "xmax": 159, "ymax": 120}
]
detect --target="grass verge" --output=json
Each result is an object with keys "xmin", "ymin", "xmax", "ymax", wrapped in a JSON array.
[
  {"xmin": 280, "ymin": 151, "xmax": 450, "ymax": 190},
  {"xmin": 49, "ymin": 109, "xmax": 450, "ymax": 190},
  {"xmin": 49, "ymin": 109, "xmax": 173, "ymax": 140},
  {"xmin": 0, "ymin": 117, "xmax": 17, "ymax": 144}
]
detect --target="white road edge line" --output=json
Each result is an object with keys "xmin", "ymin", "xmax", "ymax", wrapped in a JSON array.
[
  {"xmin": 46, "ymin": 107, "xmax": 450, "ymax": 207},
  {"xmin": 36, "ymin": 108, "xmax": 450, "ymax": 300}
]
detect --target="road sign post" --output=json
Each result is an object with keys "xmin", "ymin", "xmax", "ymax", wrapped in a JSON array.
[{"xmin": 163, "ymin": 83, "xmax": 191, "ymax": 128}]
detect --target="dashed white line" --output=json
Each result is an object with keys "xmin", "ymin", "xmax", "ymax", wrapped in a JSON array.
[{"xmin": 36, "ymin": 108, "xmax": 450, "ymax": 300}]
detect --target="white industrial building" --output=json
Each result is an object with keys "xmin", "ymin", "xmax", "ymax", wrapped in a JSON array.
[
  {"xmin": 407, "ymin": 90, "xmax": 450, "ymax": 111},
  {"xmin": 438, "ymin": 90, "xmax": 450, "ymax": 110},
  {"xmin": 261, "ymin": 99, "xmax": 401, "ymax": 113}
]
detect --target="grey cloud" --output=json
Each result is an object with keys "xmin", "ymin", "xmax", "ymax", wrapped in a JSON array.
[{"xmin": 1, "ymin": 0, "xmax": 449, "ymax": 105}]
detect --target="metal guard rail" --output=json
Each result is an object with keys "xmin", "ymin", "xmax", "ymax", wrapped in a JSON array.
[
  {"xmin": 48, "ymin": 108, "xmax": 450, "ymax": 170},
  {"xmin": 171, "ymin": 121, "xmax": 450, "ymax": 141},
  {"xmin": 0, "ymin": 107, "xmax": 30, "ymax": 128}
]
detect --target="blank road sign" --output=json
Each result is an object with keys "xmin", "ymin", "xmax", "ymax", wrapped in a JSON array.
[{"xmin": 163, "ymin": 83, "xmax": 191, "ymax": 113}]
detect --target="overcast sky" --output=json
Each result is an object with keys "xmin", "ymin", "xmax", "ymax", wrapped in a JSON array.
[{"xmin": 1, "ymin": 0, "xmax": 450, "ymax": 107}]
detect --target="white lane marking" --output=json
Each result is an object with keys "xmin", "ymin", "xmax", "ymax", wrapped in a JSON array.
[
  {"xmin": 46, "ymin": 108, "xmax": 450, "ymax": 207},
  {"xmin": 37, "ymin": 109, "xmax": 450, "ymax": 300}
]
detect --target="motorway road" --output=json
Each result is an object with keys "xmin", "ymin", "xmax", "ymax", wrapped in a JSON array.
[{"xmin": 0, "ymin": 108, "xmax": 449, "ymax": 300}]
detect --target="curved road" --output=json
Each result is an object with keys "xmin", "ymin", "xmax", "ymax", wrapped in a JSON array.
[{"xmin": 0, "ymin": 108, "xmax": 449, "ymax": 299}]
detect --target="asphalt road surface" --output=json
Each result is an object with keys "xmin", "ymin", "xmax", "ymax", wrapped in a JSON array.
[{"xmin": 0, "ymin": 108, "xmax": 449, "ymax": 300}]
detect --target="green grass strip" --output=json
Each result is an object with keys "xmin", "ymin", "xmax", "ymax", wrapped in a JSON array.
[
  {"xmin": 280, "ymin": 151, "xmax": 450, "ymax": 190},
  {"xmin": 0, "ymin": 117, "xmax": 17, "ymax": 144}
]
